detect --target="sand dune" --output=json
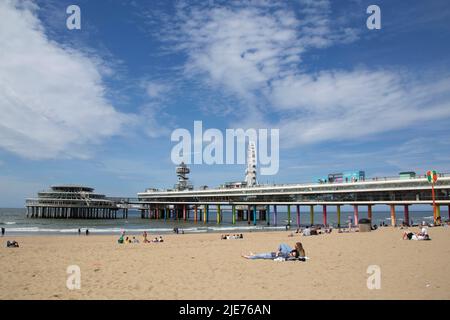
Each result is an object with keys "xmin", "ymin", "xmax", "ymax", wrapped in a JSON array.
[{"xmin": 0, "ymin": 227, "xmax": 449, "ymax": 299}]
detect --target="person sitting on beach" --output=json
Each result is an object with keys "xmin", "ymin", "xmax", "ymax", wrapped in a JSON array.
[
  {"xmin": 6, "ymin": 240, "xmax": 19, "ymax": 248},
  {"xmin": 117, "ymin": 235, "xmax": 124, "ymax": 244},
  {"xmin": 239, "ymin": 234, "xmax": 243, "ymax": 239},
  {"xmin": 132, "ymin": 236, "xmax": 139, "ymax": 243},
  {"xmin": 419, "ymin": 227, "xmax": 428, "ymax": 237},
  {"xmin": 242, "ymin": 242, "xmax": 305, "ymax": 261},
  {"xmin": 158, "ymin": 236, "xmax": 164, "ymax": 242},
  {"xmin": 291, "ymin": 242, "xmax": 306, "ymax": 261},
  {"xmin": 302, "ymin": 226, "xmax": 311, "ymax": 236},
  {"xmin": 125, "ymin": 236, "xmax": 130, "ymax": 244}
]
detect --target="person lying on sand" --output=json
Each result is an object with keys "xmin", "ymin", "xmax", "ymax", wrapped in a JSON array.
[
  {"xmin": 242, "ymin": 242, "xmax": 306, "ymax": 261},
  {"xmin": 402, "ymin": 230, "xmax": 431, "ymax": 241}
]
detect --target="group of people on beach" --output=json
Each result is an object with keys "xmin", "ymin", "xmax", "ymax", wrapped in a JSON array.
[
  {"xmin": 77, "ymin": 228, "xmax": 89, "ymax": 236},
  {"xmin": 117, "ymin": 231, "xmax": 164, "ymax": 244},
  {"xmin": 221, "ymin": 234, "xmax": 243, "ymax": 240},
  {"xmin": 286, "ymin": 226, "xmax": 333, "ymax": 237},
  {"xmin": 173, "ymin": 227, "xmax": 184, "ymax": 234},
  {"xmin": 6, "ymin": 240, "xmax": 19, "ymax": 248},
  {"xmin": 242, "ymin": 242, "xmax": 307, "ymax": 262}
]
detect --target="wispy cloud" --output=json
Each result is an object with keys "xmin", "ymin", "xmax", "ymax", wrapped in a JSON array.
[
  {"xmin": 145, "ymin": 81, "xmax": 171, "ymax": 99},
  {"xmin": 0, "ymin": 0, "xmax": 135, "ymax": 160},
  {"xmin": 150, "ymin": 0, "xmax": 450, "ymax": 148}
]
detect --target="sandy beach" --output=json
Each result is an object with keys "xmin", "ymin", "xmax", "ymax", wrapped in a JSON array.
[{"xmin": 0, "ymin": 226, "xmax": 449, "ymax": 300}]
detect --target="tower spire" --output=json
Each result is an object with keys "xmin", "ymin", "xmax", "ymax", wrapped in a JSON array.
[{"xmin": 245, "ymin": 141, "xmax": 257, "ymax": 187}]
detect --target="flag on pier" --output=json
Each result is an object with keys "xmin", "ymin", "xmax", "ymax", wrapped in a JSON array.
[{"xmin": 426, "ymin": 170, "xmax": 438, "ymax": 184}]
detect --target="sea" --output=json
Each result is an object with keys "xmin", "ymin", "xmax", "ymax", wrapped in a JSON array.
[{"xmin": 0, "ymin": 207, "xmax": 440, "ymax": 236}]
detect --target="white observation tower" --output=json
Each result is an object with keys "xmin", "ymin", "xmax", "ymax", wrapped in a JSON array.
[{"xmin": 245, "ymin": 142, "xmax": 257, "ymax": 187}]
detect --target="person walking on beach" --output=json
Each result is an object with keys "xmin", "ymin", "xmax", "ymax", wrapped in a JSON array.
[
  {"xmin": 1, "ymin": 227, "xmax": 5, "ymax": 236},
  {"xmin": 143, "ymin": 231, "xmax": 149, "ymax": 243},
  {"xmin": 78, "ymin": 228, "xmax": 81, "ymax": 235},
  {"xmin": 85, "ymin": 229, "xmax": 89, "ymax": 236}
]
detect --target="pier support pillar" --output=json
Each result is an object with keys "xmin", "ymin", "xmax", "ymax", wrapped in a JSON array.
[
  {"xmin": 310, "ymin": 205, "xmax": 314, "ymax": 226},
  {"xmin": 183, "ymin": 204, "xmax": 187, "ymax": 221},
  {"xmin": 217, "ymin": 204, "xmax": 221, "ymax": 224},
  {"xmin": 270, "ymin": 205, "xmax": 277, "ymax": 226},
  {"xmin": 247, "ymin": 206, "xmax": 251, "ymax": 225},
  {"xmin": 232, "ymin": 205, "xmax": 236, "ymax": 225},
  {"xmin": 266, "ymin": 205, "xmax": 270, "ymax": 226},
  {"xmin": 296, "ymin": 205, "xmax": 300, "ymax": 228},
  {"xmin": 194, "ymin": 206, "xmax": 198, "ymax": 223},
  {"xmin": 337, "ymin": 205, "xmax": 341, "ymax": 228},
  {"xmin": 403, "ymin": 205, "xmax": 410, "ymax": 226},
  {"xmin": 204, "ymin": 205, "xmax": 209, "ymax": 223},
  {"xmin": 353, "ymin": 205, "xmax": 359, "ymax": 226},
  {"xmin": 253, "ymin": 205, "xmax": 257, "ymax": 226},
  {"xmin": 390, "ymin": 204, "xmax": 396, "ymax": 227},
  {"xmin": 368, "ymin": 205, "xmax": 373, "ymax": 226},
  {"xmin": 287, "ymin": 205, "xmax": 291, "ymax": 227},
  {"xmin": 436, "ymin": 205, "xmax": 441, "ymax": 224},
  {"xmin": 322, "ymin": 205, "xmax": 327, "ymax": 226}
]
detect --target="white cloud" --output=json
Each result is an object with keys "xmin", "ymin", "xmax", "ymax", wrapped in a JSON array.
[
  {"xmin": 269, "ymin": 70, "xmax": 450, "ymax": 146},
  {"xmin": 0, "ymin": 0, "xmax": 134, "ymax": 160},
  {"xmin": 162, "ymin": 1, "xmax": 450, "ymax": 147}
]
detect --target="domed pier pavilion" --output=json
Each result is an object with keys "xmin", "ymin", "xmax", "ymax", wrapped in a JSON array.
[{"xmin": 25, "ymin": 185, "xmax": 127, "ymax": 219}]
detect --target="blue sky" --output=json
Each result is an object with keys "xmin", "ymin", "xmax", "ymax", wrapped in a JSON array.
[{"xmin": 1, "ymin": 0, "xmax": 450, "ymax": 206}]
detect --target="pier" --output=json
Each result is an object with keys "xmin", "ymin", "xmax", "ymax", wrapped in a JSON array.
[
  {"xmin": 137, "ymin": 173, "xmax": 450, "ymax": 227},
  {"xmin": 25, "ymin": 175, "xmax": 450, "ymax": 226},
  {"xmin": 25, "ymin": 185, "xmax": 125, "ymax": 219}
]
